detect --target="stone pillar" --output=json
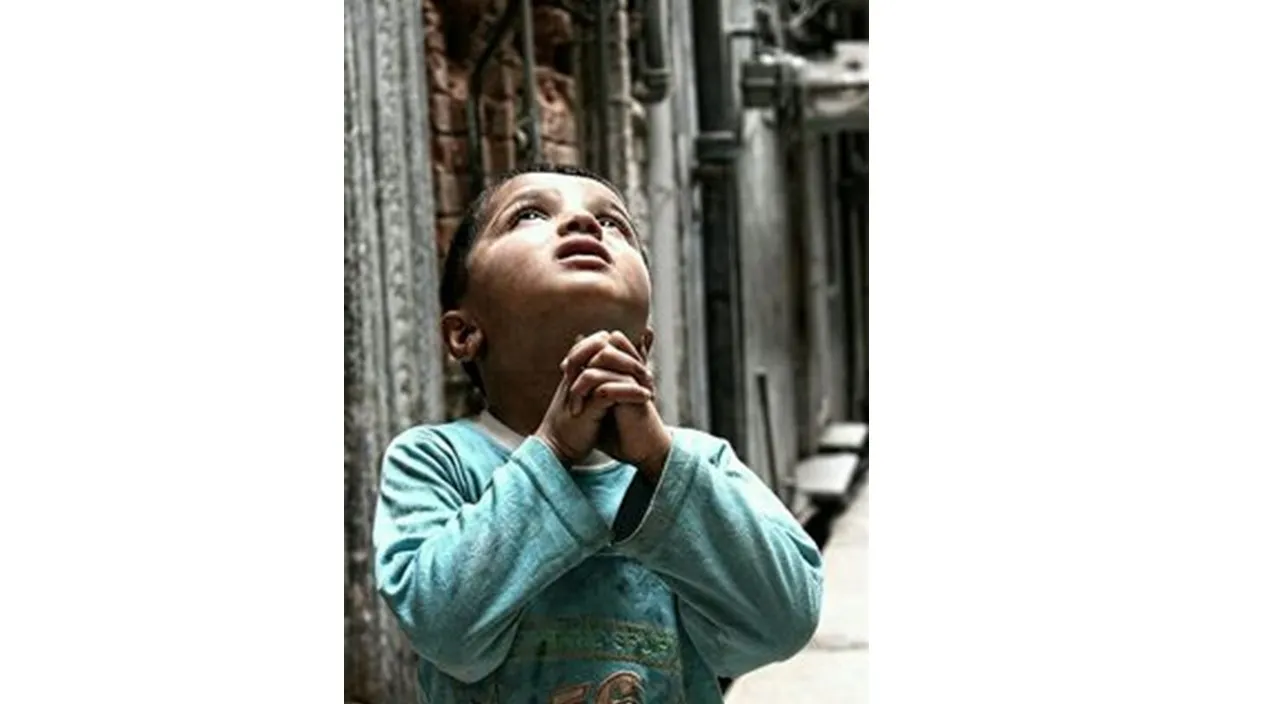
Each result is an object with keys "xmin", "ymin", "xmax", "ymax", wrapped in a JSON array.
[{"xmin": 344, "ymin": 0, "xmax": 443, "ymax": 700}]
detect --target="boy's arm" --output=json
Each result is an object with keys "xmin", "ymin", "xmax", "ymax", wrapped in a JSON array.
[
  {"xmin": 373, "ymin": 427, "xmax": 612, "ymax": 684},
  {"xmin": 611, "ymin": 429, "xmax": 824, "ymax": 678}
]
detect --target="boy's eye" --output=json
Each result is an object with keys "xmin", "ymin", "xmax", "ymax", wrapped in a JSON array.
[
  {"xmin": 598, "ymin": 215, "xmax": 632, "ymax": 237},
  {"xmin": 513, "ymin": 207, "xmax": 547, "ymax": 224}
]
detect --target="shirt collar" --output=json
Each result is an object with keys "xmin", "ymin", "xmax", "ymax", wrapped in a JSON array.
[{"xmin": 475, "ymin": 410, "xmax": 619, "ymax": 472}]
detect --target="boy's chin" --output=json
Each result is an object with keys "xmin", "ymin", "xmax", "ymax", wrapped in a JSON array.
[
  {"xmin": 529, "ymin": 281, "xmax": 649, "ymax": 323},
  {"xmin": 544, "ymin": 272, "xmax": 642, "ymax": 299}
]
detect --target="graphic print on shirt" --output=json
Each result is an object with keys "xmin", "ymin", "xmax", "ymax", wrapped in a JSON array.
[
  {"xmin": 547, "ymin": 670, "xmax": 644, "ymax": 704},
  {"xmin": 491, "ymin": 555, "xmax": 683, "ymax": 702},
  {"xmin": 549, "ymin": 682, "xmax": 591, "ymax": 704},
  {"xmin": 594, "ymin": 670, "xmax": 644, "ymax": 703}
]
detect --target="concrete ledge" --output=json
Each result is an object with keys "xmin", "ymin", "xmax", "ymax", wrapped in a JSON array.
[
  {"xmin": 819, "ymin": 422, "xmax": 868, "ymax": 453},
  {"xmin": 794, "ymin": 452, "xmax": 861, "ymax": 506}
]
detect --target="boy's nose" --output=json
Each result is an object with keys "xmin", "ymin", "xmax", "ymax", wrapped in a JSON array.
[{"xmin": 557, "ymin": 211, "xmax": 603, "ymax": 239}]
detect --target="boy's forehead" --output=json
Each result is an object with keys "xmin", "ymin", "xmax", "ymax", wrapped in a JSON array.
[{"xmin": 486, "ymin": 172, "xmax": 624, "ymax": 211}]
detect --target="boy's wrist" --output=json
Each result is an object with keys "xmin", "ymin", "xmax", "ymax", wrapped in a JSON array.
[
  {"xmin": 635, "ymin": 430, "xmax": 672, "ymax": 483},
  {"xmin": 534, "ymin": 430, "xmax": 574, "ymax": 468}
]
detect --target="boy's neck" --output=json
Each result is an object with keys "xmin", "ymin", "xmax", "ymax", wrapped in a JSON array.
[
  {"xmin": 480, "ymin": 314, "xmax": 645, "ymax": 437},
  {"xmin": 483, "ymin": 377, "xmax": 559, "ymax": 438}
]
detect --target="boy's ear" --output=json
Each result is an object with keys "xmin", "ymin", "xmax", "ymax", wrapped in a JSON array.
[{"xmin": 442, "ymin": 311, "xmax": 484, "ymax": 363}]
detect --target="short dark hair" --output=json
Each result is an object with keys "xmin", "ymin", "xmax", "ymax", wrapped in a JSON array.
[{"xmin": 438, "ymin": 162, "xmax": 637, "ymax": 395}]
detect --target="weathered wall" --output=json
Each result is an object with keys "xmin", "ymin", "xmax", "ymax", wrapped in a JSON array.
[
  {"xmin": 345, "ymin": 0, "xmax": 444, "ymax": 701},
  {"xmin": 718, "ymin": 0, "xmax": 806, "ymax": 487},
  {"xmin": 797, "ymin": 134, "xmax": 836, "ymax": 453},
  {"xmin": 737, "ymin": 110, "xmax": 805, "ymax": 486}
]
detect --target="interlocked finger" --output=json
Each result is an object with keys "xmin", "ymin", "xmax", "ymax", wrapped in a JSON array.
[
  {"xmin": 580, "ymin": 381, "xmax": 652, "ymax": 418},
  {"xmin": 586, "ymin": 344, "xmax": 653, "ymax": 390},
  {"xmin": 561, "ymin": 331, "xmax": 614, "ymax": 374}
]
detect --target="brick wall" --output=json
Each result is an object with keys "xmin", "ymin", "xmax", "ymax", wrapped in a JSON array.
[{"xmin": 422, "ymin": 0, "xmax": 583, "ymax": 418}]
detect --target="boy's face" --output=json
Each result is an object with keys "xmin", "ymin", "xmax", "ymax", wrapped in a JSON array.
[{"xmin": 463, "ymin": 172, "xmax": 652, "ymax": 331}]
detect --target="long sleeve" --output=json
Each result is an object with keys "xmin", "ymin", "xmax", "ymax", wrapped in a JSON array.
[
  {"xmin": 612, "ymin": 429, "xmax": 824, "ymax": 677},
  {"xmin": 372, "ymin": 428, "xmax": 612, "ymax": 683}
]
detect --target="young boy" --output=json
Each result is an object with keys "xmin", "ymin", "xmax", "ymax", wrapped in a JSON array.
[{"xmin": 373, "ymin": 163, "xmax": 823, "ymax": 703}]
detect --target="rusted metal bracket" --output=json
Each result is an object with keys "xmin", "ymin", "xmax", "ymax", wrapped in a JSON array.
[
  {"xmin": 465, "ymin": 0, "xmax": 545, "ymax": 199},
  {"xmin": 465, "ymin": 1, "xmax": 519, "ymax": 198},
  {"xmin": 516, "ymin": 0, "xmax": 543, "ymax": 163}
]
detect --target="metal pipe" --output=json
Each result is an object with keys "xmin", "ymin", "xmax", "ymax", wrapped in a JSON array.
[
  {"xmin": 756, "ymin": 369, "xmax": 783, "ymax": 497},
  {"xmin": 666, "ymin": 0, "xmax": 711, "ymax": 430},
  {"xmin": 466, "ymin": 0, "xmax": 521, "ymax": 198},
  {"xmin": 847, "ymin": 132, "xmax": 869, "ymax": 421},
  {"xmin": 517, "ymin": 0, "xmax": 542, "ymax": 162},
  {"xmin": 645, "ymin": 0, "xmax": 680, "ymax": 423},
  {"xmin": 691, "ymin": 0, "xmax": 749, "ymax": 456},
  {"xmin": 594, "ymin": 0, "xmax": 612, "ymax": 177},
  {"xmin": 634, "ymin": 0, "xmax": 671, "ymax": 103},
  {"xmin": 692, "ymin": 1, "xmax": 733, "ymax": 126}
]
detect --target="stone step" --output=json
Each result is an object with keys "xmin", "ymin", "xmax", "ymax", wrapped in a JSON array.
[
  {"xmin": 819, "ymin": 422, "xmax": 868, "ymax": 453},
  {"xmin": 793, "ymin": 452, "xmax": 861, "ymax": 506}
]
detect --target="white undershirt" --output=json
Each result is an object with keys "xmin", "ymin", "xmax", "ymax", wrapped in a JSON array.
[{"xmin": 474, "ymin": 410, "xmax": 619, "ymax": 472}]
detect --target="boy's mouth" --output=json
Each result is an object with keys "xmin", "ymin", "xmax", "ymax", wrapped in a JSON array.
[{"xmin": 554, "ymin": 237, "xmax": 613, "ymax": 268}]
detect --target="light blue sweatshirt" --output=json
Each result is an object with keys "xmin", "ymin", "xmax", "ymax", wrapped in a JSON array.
[{"xmin": 373, "ymin": 411, "xmax": 823, "ymax": 703}]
